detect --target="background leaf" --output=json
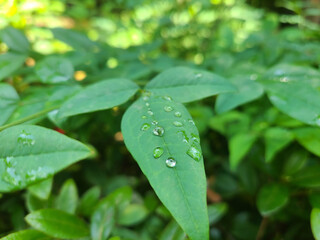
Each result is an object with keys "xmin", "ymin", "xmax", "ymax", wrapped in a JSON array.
[
  {"xmin": 55, "ymin": 179, "xmax": 78, "ymax": 214},
  {"xmin": 0, "ymin": 229, "xmax": 49, "ymax": 240},
  {"xmin": 25, "ymin": 209, "xmax": 89, "ymax": 239},
  {"xmin": 0, "ymin": 125, "xmax": 91, "ymax": 192},
  {"xmin": 145, "ymin": 66, "xmax": 236, "ymax": 103},
  {"xmin": 122, "ymin": 94, "xmax": 209, "ymax": 240},
  {"xmin": 293, "ymin": 127, "xmax": 320, "ymax": 157},
  {"xmin": 0, "ymin": 84, "xmax": 19, "ymax": 125},
  {"xmin": 0, "ymin": 27, "xmax": 30, "ymax": 53},
  {"xmin": 311, "ymin": 208, "xmax": 320, "ymax": 240},
  {"xmin": 58, "ymin": 79, "xmax": 139, "ymax": 118},
  {"xmin": 0, "ymin": 53, "xmax": 26, "ymax": 81}
]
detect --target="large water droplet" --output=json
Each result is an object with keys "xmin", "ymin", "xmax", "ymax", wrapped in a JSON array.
[
  {"xmin": 153, "ymin": 127, "xmax": 164, "ymax": 136},
  {"xmin": 173, "ymin": 121, "xmax": 183, "ymax": 127},
  {"xmin": 188, "ymin": 119, "xmax": 195, "ymax": 125},
  {"xmin": 18, "ymin": 130, "xmax": 35, "ymax": 146},
  {"xmin": 191, "ymin": 133, "xmax": 200, "ymax": 143},
  {"xmin": 164, "ymin": 106, "xmax": 173, "ymax": 112},
  {"xmin": 162, "ymin": 96, "xmax": 172, "ymax": 101},
  {"xmin": 147, "ymin": 110, "xmax": 154, "ymax": 116},
  {"xmin": 153, "ymin": 147, "xmax": 164, "ymax": 159},
  {"xmin": 187, "ymin": 146, "xmax": 201, "ymax": 161},
  {"xmin": 166, "ymin": 157, "xmax": 176, "ymax": 168},
  {"xmin": 141, "ymin": 123, "xmax": 151, "ymax": 131},
  {"xmin": 152, "ymin": 120, "xmax": 158, "ymax": 125},
  {"xmin": 178, "ymin": 130, "xmax": 189, "ymax": 143},
  {"xmin": 174, "ymin": 111, "xmax": 182, "ymax": 117}
]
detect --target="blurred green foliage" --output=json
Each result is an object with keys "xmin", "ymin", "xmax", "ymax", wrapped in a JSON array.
[{"xmin": 0, "ymin": 0, "xmax": 320, "ymax": 239}]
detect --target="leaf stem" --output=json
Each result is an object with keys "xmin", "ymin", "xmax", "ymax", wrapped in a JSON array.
[{"xmin": 0, "ymin": 105, "xmax": 60, "ymax": 132}]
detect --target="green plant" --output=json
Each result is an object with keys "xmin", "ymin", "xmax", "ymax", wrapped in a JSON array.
[{"xmin": 1, "ymin": 0, "xmax": 320, "ymax": 239}]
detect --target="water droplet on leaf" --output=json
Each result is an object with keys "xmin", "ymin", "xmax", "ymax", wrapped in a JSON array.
[
  {"xmin": 147, "ymin": 110, "xmax": 154, "ymax": 116},
  {"xmin": 153, "ymin": 147, "xmax": 164, "ymax": 158},
  {"xmin": 152, "ymin": 120, "xmax": 158, "ymax": 125},
  {"xmin": 188, "ymin": 119, "xmax": 195, "ymax": 125},
  {"xmin": 3, "ymin": 167, "xmax": 22, "ymax": 186},
  {"xmin": 141, "ymin": 115, "xmax": 147, "ymax": 119},
  {"xmin": 195, "ymin": 73, "xmax": 202, "ymax": 78},
  {"xmin": 145, "ymin": 102, "xmax": 150, "ymax": 107},
  {"xmin": 174, "ymin": 111, "xmax": 182, "ymax": 117},
  {"xmin": 18, "ymin": 130, "xmax": 35, "ymax": 146},
  {"xmin": 153, "ymin": 126, "xmax": 164, "ymax": 136},
  {"xmin": 141, "ymin": 123, "xmax": 151, "ymax": 131},
  {"xmin": 166, "ymin": 157, "xmax": 176, "ymax": 168},
  {"xmin": 162, "ymin": 96, "xmax": 172, "ymax": 101},
  {"xmin": 173, "ymin": 121, "xmax": 183, "ymax": 127},
  {"xmin": 164, "ymin": 106, "xmax": 173, "ymax": 112},
  {"xmin": 191, "ymin": 133, "xmax": 200, "ymax": 143},
  {"xmin": 187, "ymin": 146, "xmax": 201, "ymax": 161}
]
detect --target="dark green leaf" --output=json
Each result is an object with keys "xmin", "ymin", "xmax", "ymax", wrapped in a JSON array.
[
  {"xmin": 215, "ymin": 76, "xmax": 264, "ymax": 114},
  {"xmin": 118, "ymin": 204, "xmax": 149, "ymax": 226},
  {"xmin": 293, "ymin": 127, "xmax": 320, "ymax": 157},
  {"xmin": 122, "ymin": 94, "xmax": 209, "ymax": 240},
  {"xmin": 1, "ymin": 27, "xmax": 30, "ymax": 53},
  {"xmin": 78, "ymin": 186, "xmax": 101, "ymax": 217},
  {"xmin": 256, "ymin": 183, "xmax": 289, "ymax": 216},
  {"xmin": 25, "ymin": 209, "xmax": 89, "ymax": 239},
  {"xmin": 35, "ymin": 56, "xmax": 74, "ymax": 84},
  {"xmin": 0, "ymin": 83, "xmax": 19, "ymax": 125},
  {"xmin": 290, "ymin": 166, "xmax": 320, "ymax": 188},
  {"xmin": 28, "ymin": 177, "xmax": 53, "ymax": 200},
  {"xmin": 145, "ymin": 66, "xmax": 236, "ymax": 103},
  {"xmin": 311, "ymin": 208, "xmax": 320, "ymax": 240},
  {"xmin": 208, "ymin": 203, "xmax": 228, "ymax": 225},
  {"xmin": 0, "ymin": 229, "xmax": 49, "ymax": 240},
  {"xmin": 0, "ymin": 53, "xmax": 26, "ymax": 81},
  {"xmin": 58, "ymin": 79, "xmax": 139, "ymax": 118},
  {"xmin": 0, "ymin": 125, "xmax": 91, "ymax": 192},
  {"xmin": 55, "ymin": 179, "xmax": 78, "ymax": 214}
]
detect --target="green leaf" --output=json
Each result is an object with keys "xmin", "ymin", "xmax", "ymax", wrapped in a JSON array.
[
  {"xmin": 283, "ymin": 150, "xmax": 308, "ymax": 176},
  {"xmin": 311, "ymin": 208, "xmax": 320, "ymax": 240},
  {"xmin": 309, "ymin": 193, "xmax": 320, "ymax": 209},
  {"xmin": 58, "ymin": 79, "xmax": 139, "ymax": 118},
  {"xmin": 78, "ymin": 186, "xmax": 101, "ymax": 217},
  {"xmin": 264, "ymin": 127, "xmax": 294, "ymax": 162},
  {"xmin": 229, "ymin": 133, "xmax": 256, "ymax": 171},
  {"xmin": 0, "ymin": 125, "xmax": 91, "ymax": 192},
  {"xmin": 35, "ymin": 56, "xmax": 74, "ymax": 84},
  {"xmin": 0, "ymin": 53, "xmax": 26, "ymax": 81},
  {"xmin": 25, "ymin": 209, "xmax": 89, "ymax": 239},
  {"xmin": 290, "ymin": 165, "xmax": 320, "ymax": 188},
  {"xmin": 26, "ymin": 191, "xmax": 47, "ymax": 212},
  {"xmin": 293, "ymin": 127, "xmax": 320, "ymax": 157},
  {"xmin": 256, "ymin": 183, "xmax": 289, "ymax": 216},
  {"xmin": 55, "ymin": 179, "xmax": 78, "ymax": 214},
  {"xmin": 208, "ymin": 203, "xmax": 228, "ymax": 225},
  {"xmin": 260, "ymin": 81, "xmax": 320, "ymax": 126},
  {"xmin": 118, "ymin": 204, "xmax": 149, "ymax": 226},
  {"xmin": 1, "ymin": 27, "xmax": 30, "ymax": 53},
  {"xmin": 28, "ymin": 177, "xmax": 53, "ymax": 200},
  {"xmin": 122, "ymin": 94, "xmax": 209, "ymax": 240},
  {"xmin": 215, "ymin": 76, "xmax": 264, "ymax": 114},
  {"xmin": 0, "ymin": 229, "xmax": 49, "ymax": 240},
  {"xmin": 90, "ymin": 200, "xmax": 116, "ymax": 240},
  {"xmin": 0, "ymin": 83, "xmax": 19, "ymax": 125},
  {"xmin": 159, "ymin": 220, "xmax": 186, "ymax": 240},
  {"xmin": 51, "ymin": 28, "xmax": 97, "ymax": 51},
  {"xmin": 145, "ymin": 66, "xmax": 236, "ymax": 103}
]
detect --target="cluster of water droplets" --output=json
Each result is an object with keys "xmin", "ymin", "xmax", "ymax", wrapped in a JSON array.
[
  {"xmin": 274, "ymin": 69, "xmax": 289, "ymax": 83},
  {"xmin": 2, "ymin": 156, "xmax": 22, "ymax": 187},
  {"xmin": 140, "ymin": 93, "xmax": 202, "ymax": 168},
  {"xmin": 18, "ymin": 130, "xmax": 35, "ymax": 146},
  {"xmin": 25, "ymin": 166, "xmax": 54, "ymax": 183}
]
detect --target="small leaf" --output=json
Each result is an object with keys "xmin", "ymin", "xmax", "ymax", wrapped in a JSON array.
[
  {"xmin": 58, "ymin": 79, "xmax": 139, "ymax": 118},
  {"xmin": 256, "ymin": 183, "xmax": 289, "ymax": 216},
  {"xmin": 118, "ymin": 204, "xmax": 149, "ymax": 226},
  {"xmin": 260, "ymin": 81, "xmax": 320, "ymax": 126},
  {"xmin": 0, "ymin": 83, "xmax": 19, "ymax": 125},
  {"xmin": 90, "ymin": 200, "xmax": 116, "ymax": 240},
  {"xmin": 26, "ymin": 191, "xmax": 47, "ymax": 212},
  {"xmin": 35, "ymin": 56, "xmax": 74, "ymax": 84},
  {"xmin": 293, "ymin": 127, "xmax": 320, "ymax": 157},
  {"xmin": 28, "ymin": 177, "xmax": 53, "ymax": 200},
  {"xmin": 229, "ymin": 133, "xmax": 256, "ymax": 171},
  {"xmin": 51, "ymin": 28, "xmax": 97, "ymax": 51},
  {"xmin": 290, "ymin": 165, "xmax": 320, "ymax": 188},
  {"xmin": 0, "ymin": 125, "xmax": 91, "ymax": 192},
  {"xmin": 122, "ymin": 94, "xmax": 209, "ymax": 240},
  {"xmin": 55, "ymin": 179, "xmax": 78, "ymax": 214},
  {"xmin": 159, "ymin": 220, "xmax": 186, "ymax": 240},
  {"xmin": 25, "ymin": 209, "xmax": 89, "ymax": 239},
  {"xmin": 215, "ymin": 76, "xmax": 264, "ymax": 114},
  {"xmin": 1, "ymin": 27, "xmax": 30, "ymax": 53},
  {"xmin": 78, "ymin": 186, "xmax": 101, "ymax": 217},
  {"xmin": 208, "ymin": 203, "xmax": 228, "ymax": 225},
  {"xmin": 311, "ymin": 208, "xmax": 320, "ymax": 240},
  {"xmin": 264, "ymin": 127, "xmax": 294, "ymax": 162},
  {"xmin": 0, "ymin": 53, "xmax": 26, "ymax": 81},
  {"xmin": 0, "ymin": 229, "xmax": 49, "ymax": 240},
  {"xmin": 145, "ymin": 66, "xmax": 236, "ymax": 103}
]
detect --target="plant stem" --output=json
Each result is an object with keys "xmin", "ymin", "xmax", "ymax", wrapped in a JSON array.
[
  {"xmin": 256, "ymin": 217, "xmax": 268, "ymax": 240},
  {"xmin": 0, "ymin": 105, "xmax": 59, "ymax": 132}
]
